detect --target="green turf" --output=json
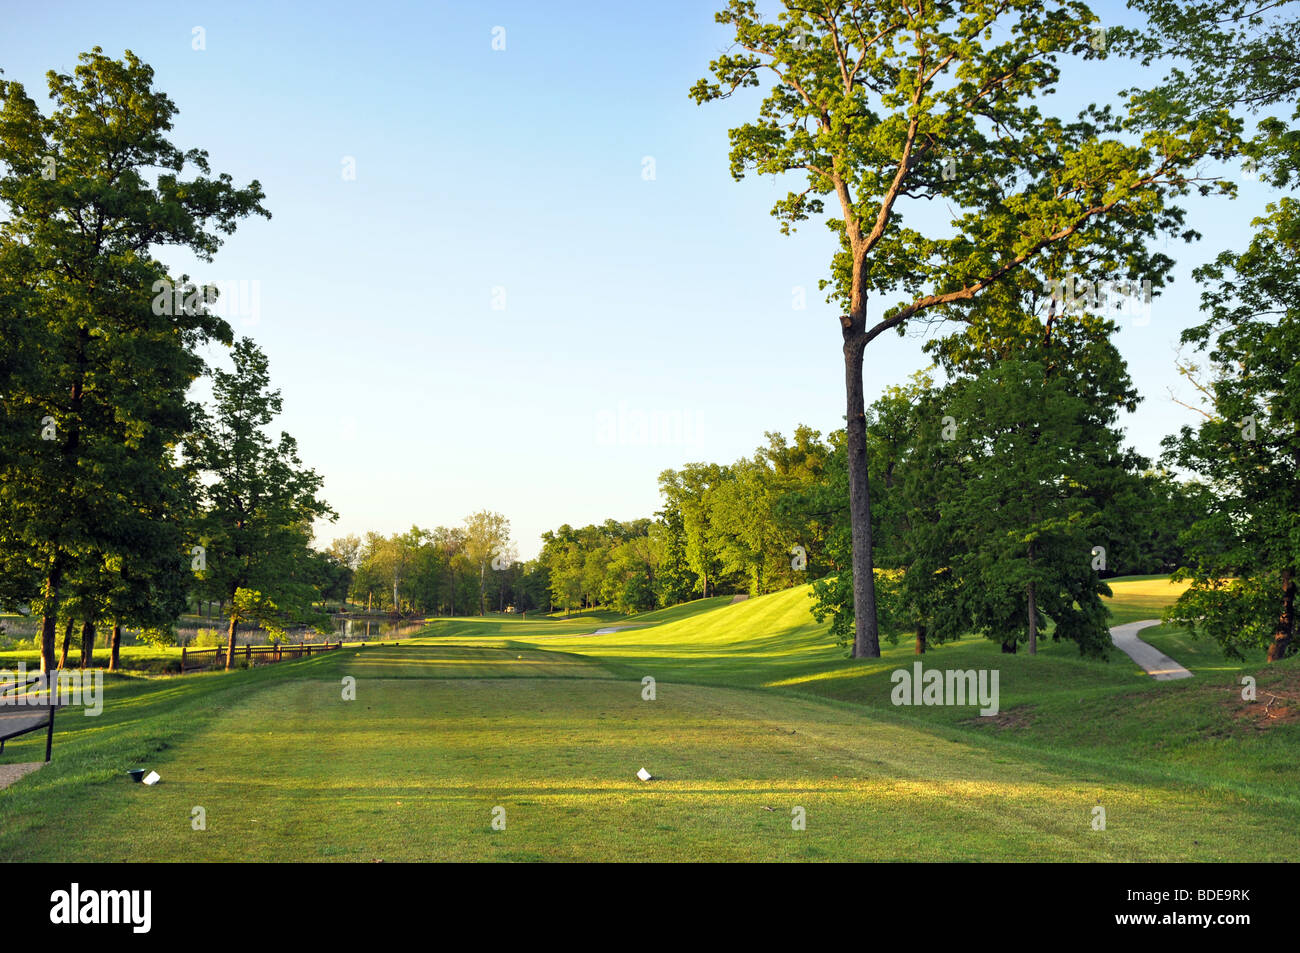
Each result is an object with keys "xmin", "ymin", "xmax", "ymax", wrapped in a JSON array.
[{"xmin": 2, "ymin": 577, "xmax": 1295, "ymax": 861}]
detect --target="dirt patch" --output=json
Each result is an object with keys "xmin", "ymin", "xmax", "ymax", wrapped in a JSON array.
[
  {"xmin": 1223, "ymin": 668, "xmax": 1300, "ymax": 731},
  {"xmin": 0, "ymin": 762, "xmax": 43, "ymax": 790}
]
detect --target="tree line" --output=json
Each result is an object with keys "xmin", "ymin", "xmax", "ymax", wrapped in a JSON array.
[{"xmin": 326, "ymin": 512, "xmax": 537, "ymax": 618}]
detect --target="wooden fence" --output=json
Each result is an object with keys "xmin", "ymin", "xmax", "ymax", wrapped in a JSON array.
[{"xmin": 179, "ymin": 640, "xmax": 369, "ymax": 673}]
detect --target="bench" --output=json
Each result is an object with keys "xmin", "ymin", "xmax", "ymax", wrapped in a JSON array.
[{"xmin": 0, "ymin": 673, "xmax": 58, "ymax": 762}]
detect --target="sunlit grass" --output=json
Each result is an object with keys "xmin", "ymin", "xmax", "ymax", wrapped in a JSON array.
[
  {"xmin": 4, "ymin": 672, "xmax": 1289, "ymax": 861},
  {"xmin": 3, "ymin": 574, "xmax": 1295, "ymax": 861}
]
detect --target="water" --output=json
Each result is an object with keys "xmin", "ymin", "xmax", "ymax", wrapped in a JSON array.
[{"xmin": 331, "ymin": 617, "xmax": 426, "ymax": 641}]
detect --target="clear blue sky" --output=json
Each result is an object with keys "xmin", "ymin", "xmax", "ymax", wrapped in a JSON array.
[{"xmin": 1, "ymin": 1, "xmax": 1276, "ymax": 558}]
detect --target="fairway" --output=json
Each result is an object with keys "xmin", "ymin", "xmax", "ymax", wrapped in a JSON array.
[{"xmin": 3, "ymin": 584, "xmax": 1297, "ymax": 862}]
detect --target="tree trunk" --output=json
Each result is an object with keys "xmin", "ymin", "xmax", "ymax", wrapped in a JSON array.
[
  {"xmin": 225, "ymin": 615, "xmax": 239, "ymax": 671},
  {"xmin": 59, "ymin": 616, "xmax": 74, "ymax": 669},
  {"xmin": 80, "ymin": 617, "xmax": 95, "ymax": 669},
  {"xmin": 479, "ymin": 563, "xmax": 487, "ymax": 616},
  {"xmin": 38, "ymin": 557, "xmax": 63, "ymax": 673},
  {"xmin": 915, "ymin": 623, "xmax": 927, "ymax": 655},
  {"xmin": 1026, "ymin": 534, "xmax": 1039, "ymax": 654},
  {"xmin": 1027, "ymin": 577, "xmax": 1038, "ymax": 656},
  {"xmin": 1267, "ymin": 566, "xmax": 1295, "ymax": 662},
  {"xmin": 109, "ymin": 622, "xmax": 121, "ymax": 672},
  {"xmin": 844, "ymin": 334, "xmax": 881, "ymax": 658}
]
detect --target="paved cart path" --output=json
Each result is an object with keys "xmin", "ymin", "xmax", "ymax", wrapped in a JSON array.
[{"xmin": 1111, "ymin": 620, "xmax": 1192, "ymax": 680}]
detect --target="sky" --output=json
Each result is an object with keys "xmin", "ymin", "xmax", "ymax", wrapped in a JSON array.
[{"xmin": 0, "ymin": 1, "xmax": 1279, "ymax": 559}]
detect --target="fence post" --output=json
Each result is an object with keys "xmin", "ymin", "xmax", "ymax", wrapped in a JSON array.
[
  {"xmin": 246, "ymin": 642, "xmax": 251, "ymax": 664},
  {"xmin": 180, "ymin": 646, "xmax": 186, "ymax": 674}
]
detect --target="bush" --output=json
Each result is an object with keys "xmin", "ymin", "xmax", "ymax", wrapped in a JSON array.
[{"xmin": 191, "ymin": 628, "xmax": 227, "ymax": 648}]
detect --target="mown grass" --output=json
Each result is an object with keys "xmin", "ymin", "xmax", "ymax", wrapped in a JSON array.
[{"xmin": 1, "ymin": 575, "xmax": 1295, "ymax": 861}]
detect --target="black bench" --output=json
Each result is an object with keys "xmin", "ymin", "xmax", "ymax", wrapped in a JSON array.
[{"xmin": 0, "ymin": 673, "xmax": 58, "ymax": 763}]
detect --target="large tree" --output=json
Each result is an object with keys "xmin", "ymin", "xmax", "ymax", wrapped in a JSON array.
[
  {"xmin": 692, "ymin": 0, "xmax": 1227, "ymax": 657},
  {"xmin": 0, "ymin": 49, "xmax": 268, "ymax": 671}
]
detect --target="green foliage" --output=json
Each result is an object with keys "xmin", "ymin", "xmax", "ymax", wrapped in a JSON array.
[
  {"xmin": 1120, "ymin": 1, "xmax": 1300, "ymax": 660},
  {"xmin": 135, "ymin": 626, "xmax": 178, "ymax": 649},
  {"xmin": 1163, "ymin": 199, "xmax": 1300, "ymax": 659},
  {"xmin": 0, "ymin": 48, "xmax": 269, "ymax": 667},
  {"xmin": 692, "ymin": 0, "xmax": 1225, "ymax": 657},
  {"xmin": 186, "ymin": 338, "xmax": 335, "ymax": 646}
]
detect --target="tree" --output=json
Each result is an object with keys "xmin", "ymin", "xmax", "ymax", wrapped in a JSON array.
[
  {"xmin": 711, "ymin": 457, "xmax": 786, "ymax": 596},
  {"xmin": 927, "ymin": 358, "xmax": 1132, "ymax": 657},
  {"xmin": 607, "ymin": 533, "xmax": 663, "ymax": 612},
  {"xmin": 1116, "ymin": 2, "xmax": 1299, "ymax": 123},
  {"xmin": 926, "ymin": 278, "xmax": 1149, "ymax": 655},
  {"xmin": 545, "ymin": 535, "xmax": 585, "ymax": 615},
  {"xmin": 462, "ymin": 510, "xmax": 511, "ymax": 616},
  {"xmin": 187, "ymin": 338, "xmax": 335, "ymax": 667},
  {"xmin": 808, "ymin": 377, "xmax": 943, "ymax": 653},
  {"xmin": 1118, "ymin": 1, "xmax": 1300, "ymax": 660},
  {"xmin": 327, "ymin": 534, "xmax": 362, "ymax": 606},
  {"xmin": 431, "ymin": 526, "xmax": 469, "ymax": 616},
  {"xmin": 1163, "ymin": 201, "xmax": 1300, "ymax": 660},
  {"xmin": 650, "ymin": 504, "xmax": 701, "ymax": 607},
  {"xmin": 0, "ymin": 50, "xmax": 268, "ymax": 672},
  {"xmin": 658, "ymin": 463, "xmax": 736, "ymax": 597},
  {"xmin": 692, "ymin": 0, "xmax": 1226, "ymax": 657}
]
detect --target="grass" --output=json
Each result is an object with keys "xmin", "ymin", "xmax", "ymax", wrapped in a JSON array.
[
  {"xmin": 2, "ymin": 575, "xmax": 1296, "ymax": 861},
  {"xmin": 1100, "ymin": 576, "xmax": 1192, "ymax": 626}
]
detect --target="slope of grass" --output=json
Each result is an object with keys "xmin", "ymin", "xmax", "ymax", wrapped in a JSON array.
[
  {"xmin": 622, "ymin": 596, "xmax": 736, "ymax": 626},
  {"xmin": 506, "ymin": 582, "xmax": 1299, "ymax": 812},
  {"xmin": 1101, "ymin": 576, "xmax": 1191, "ymax": 625}
]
